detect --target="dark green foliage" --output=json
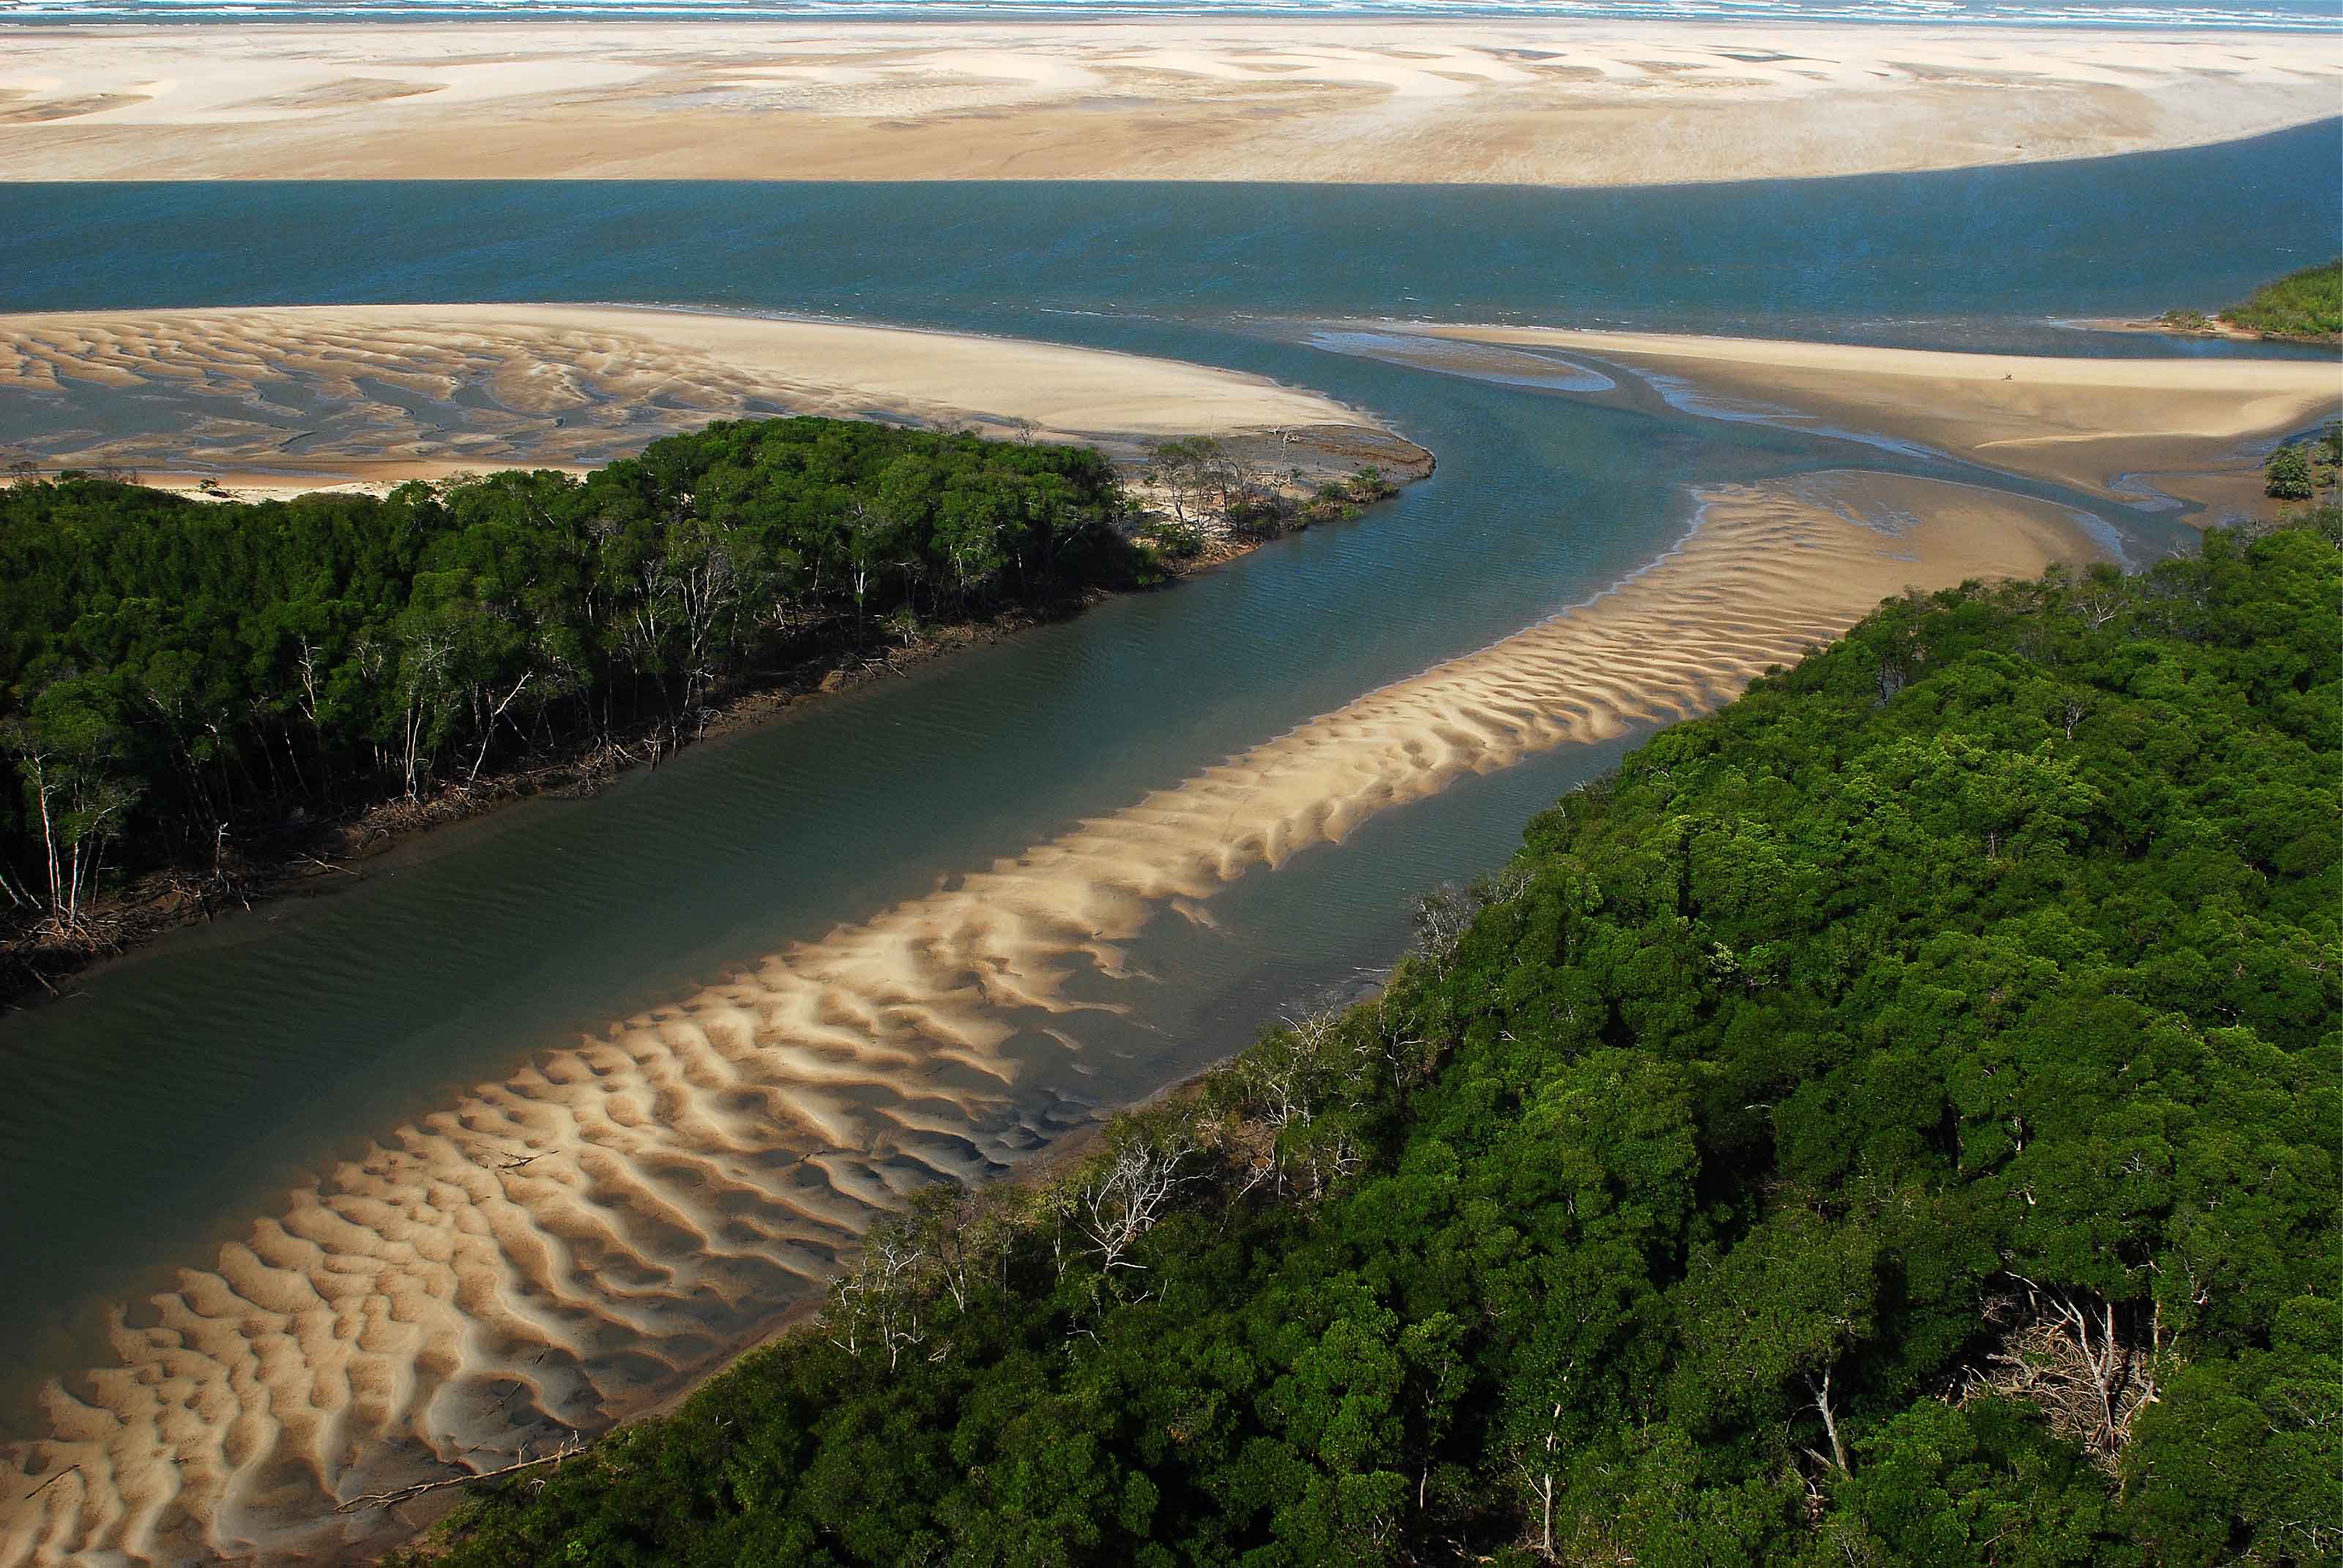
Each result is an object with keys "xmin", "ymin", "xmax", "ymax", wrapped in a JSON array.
[
  {"xmin": 410, "ymin": 521, "xmax": 2341, "ymax": 1567},
  {"xmin": 2221, "ymin": 259, "xmax": 2343, "ymax": 340},
  {"xmin": 2268, "ymin": 425, "xmax": 2342, "ymax": 504},
  {"xmin": 0, "ymin": 419, "xmax": 1132, "ymax": 920},
  {"xmin": 2268, "ymin": 444, "xmax": 2315, "ymax": 499}
]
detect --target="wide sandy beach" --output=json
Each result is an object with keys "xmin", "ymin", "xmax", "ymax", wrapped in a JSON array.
[{"xmin": 1, "ymin": 20, "xmax": 2336, "ymax": 184}]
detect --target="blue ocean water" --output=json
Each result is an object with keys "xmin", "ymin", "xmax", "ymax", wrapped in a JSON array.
[{"xmin": 2, "ymin": 0, "xmax": 2339, "ymax": 27}]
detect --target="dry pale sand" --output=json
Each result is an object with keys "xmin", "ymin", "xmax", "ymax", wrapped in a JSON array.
[
  {"xmin": 0, "ymin": 467, "xmax": 2100, "ymax": 1567},
  {"xmin": 0, "ymin": 304, "xmax": 1381, "ymax": 486},
  {"xmin": 0, "ymin": 21, "xmax": 2336, "ymax": 184},
  {"xmin": 1341, "ymin": 322, "xmax": 2343, "ymax": 501}
]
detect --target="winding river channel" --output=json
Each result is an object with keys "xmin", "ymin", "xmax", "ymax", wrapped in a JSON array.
[{"xmin": 0, "ymin": 121, "xmax": 2336, "ymax": 1562}]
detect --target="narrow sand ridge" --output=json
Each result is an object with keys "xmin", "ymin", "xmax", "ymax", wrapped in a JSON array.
[
  {"xmin": 0, "ymin": 469, "xmax": 2100, "ymax": 1567},
  {"xmin": 0, "ymin": 21, "xmax": 2336, "ymax": 183},
  {"xmin": 0, "ymin": 304, "xmax": 1374, "ymax": 487},
  {"xmin": 1334, "ymin": 324, "xmax": 2343, "ymax": 501}
]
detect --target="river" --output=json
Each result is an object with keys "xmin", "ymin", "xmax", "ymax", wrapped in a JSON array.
[{"xmin": 0, "ymin": 120, "xmax": 2335, "ymax": 1562}]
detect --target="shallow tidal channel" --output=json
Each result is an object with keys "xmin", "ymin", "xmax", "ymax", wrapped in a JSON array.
[{"xmin": 0, "ymin": 122, "xmax": 2334, "ymax": 1560}]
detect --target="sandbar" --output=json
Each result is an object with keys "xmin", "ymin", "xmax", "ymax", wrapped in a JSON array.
[
  {"xmin": 0, "ymin": 302, "xmax": 1395, "ymax": 492},
  {"xmin": 0, "ymin": 466, "xmax": 2102, "ymax": 1567},
  {"xmin": 0, "ymin": 21, "xmax": 2336, "ymax": 184},
  {"xmin": 1336, "ymin": 322, "xmax": 2343, "ymax": 501}
]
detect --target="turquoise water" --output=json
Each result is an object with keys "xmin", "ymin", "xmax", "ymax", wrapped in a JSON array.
[{"xmin": 0, "ymin": 124, "xmax": 2335, "ymax": 1452}]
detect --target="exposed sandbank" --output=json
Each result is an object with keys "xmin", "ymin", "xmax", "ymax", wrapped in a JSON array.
[
  {"xmin": 0, "ymin": 304, "xmax": 1431, "ymax": 1009},
  {"xmin": 0, "ymin": 303, "xmax": 1388, "ymax": 488},
  {"xmin": 1333, "ymin": 322, "xmax": 2343, "ymax": 501},
  {"xmin": 0, "ymin": 468, "xmax": 2103, "ymax": 1567},
  {"xmin": 2073, "ymin": 315, "xmax": 2309, "ymax": 346},
  {"xmin": 0, "ymin": 21, "xmax": 2335, "ymax": 184}
]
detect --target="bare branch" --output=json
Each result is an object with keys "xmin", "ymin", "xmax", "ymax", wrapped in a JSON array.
[{"xmin": 334, "ymin": 1436, "xmax": 584, "ymax": 1514}]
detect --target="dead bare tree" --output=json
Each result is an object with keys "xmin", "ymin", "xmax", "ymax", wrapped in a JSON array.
[
  {"xmin": 465, "ymin": 670, "xmax": 534, "ymax": 788},
  {"xmin": 334, "ymin": 1435, "xmax": 585, "ymax": 1514},
  {"xmin": 1076, "ymin": 1127, "xmax": 1199, "ymax": 1277},
  {"xmin": 1410, "ymin": 865, "xmax": 1530, "ymax": 976},
  {"xmin": 1239, "ymin": 1010, "xmax": 1338, "ymax": 1132},
  {"xmin": 824, "ymin": 1227, "xmax": 933, "ymax": 1370},
  {"xmin": 2076, "ymin": 588, "xmax": 2127, "ymax": 631},
  {"xmin": 1361, "ymin": 998, "xmax": 1437, "ymax": 1094},
  {"xmin": 1965, "ymin": 1277, "xmax": 2163, "ymax": 1466},
  {"xmin": 1513, "ymin": 1400, "xmax": 1565, "ymax": 1558},
  {"xmin": 1806, "ymin": 1364, "xmax": 1852, "ymax": 1475}
]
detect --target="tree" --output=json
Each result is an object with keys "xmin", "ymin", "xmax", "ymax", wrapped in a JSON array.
[
  {"xmin": 2264, "ymin": 443, "xmax": 2313, "ymax": 499},
  {"xmin": 3, "ymin": 686, "xmax": 142, "ymax": 935},
  {"xmin": 1673, "ymin": 1207, "xmax": 1882, "ymax": 1475},
  {"xmin": 382, "ymin": 517, "xmax": 2342, "ymax": 1568},
  {"xmin": 0, "ymin": 419, "xmax": 1139, "ymax": 943}
]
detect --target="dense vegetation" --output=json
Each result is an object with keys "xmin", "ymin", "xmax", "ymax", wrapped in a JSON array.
[
  {"xmin": 0, "ymin": 418, "xmax": 1140, "ymax": 938},
  {"xmin": 2176, "ymin": 258, "xmax": 2343, "ymax": 340},
  {"xmin": 2266, "ymin": 422, "xmax": 2342, "ymax": 501},
  {"xmin": 410, "ymin": 514, "xmax": 2342, "ymax": 1566}
]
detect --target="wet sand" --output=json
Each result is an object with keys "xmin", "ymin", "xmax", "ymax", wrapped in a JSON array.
[
  {"xmin": 0, "ymin": 21, "xmax": 2335, "ymax": 184},
  {"xmin": 1335, "ymin": 323, "xmax": 2343, "ymax": 500},
  {"xmin": 0, "ymin": 304, "xmax": 1382, "ymax": 488},
  {"xmin": 0, "ymin": 467, "xmax": 2103, "ymax": 1566}
]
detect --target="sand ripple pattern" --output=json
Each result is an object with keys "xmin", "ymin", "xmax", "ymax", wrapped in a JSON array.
[
  {"xmin": 0, "ymin": 472, "xmax": 2095, "ymax": 1565},
  {"xmin": 0, "ymin": 310, "xmax": 779, "ymax": 474},
  {"xmin": 0, "ymin": 304, "xmax": 1361, "ymax": 482}
]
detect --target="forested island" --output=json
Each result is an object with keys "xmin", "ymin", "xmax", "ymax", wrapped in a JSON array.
[
  {"xmin": 0, "ymin": 417, "xmax": 1401, "ymax": 1000},
  {"xmin": 399, "ymin": 509, "xmax": 2340, "ymax": 1565},
  {"xmin": 2160, "ymin": 258, "xmax": 2342, "ymax": 341}
]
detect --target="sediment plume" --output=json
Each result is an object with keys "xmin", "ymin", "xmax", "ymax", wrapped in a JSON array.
[{"xmin": 0, "ymin": 469, "xmax": 2100, "ymax": 1566}]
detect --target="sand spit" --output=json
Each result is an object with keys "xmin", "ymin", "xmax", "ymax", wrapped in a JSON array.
[
  {"xmin": 0, "ymin": 468, "xmax": 2098, "ymax": 1566},
  {"xmin": 0, "ymin": 305, "xmax": 1374, "ymax": 489},
  {"xmin": 1333, "ymin": 324, "xmax": 2343, "ymax": 500},
  {"xmin": 0, "ymin": 21, "xmax": 2335, "ymax": 184}
]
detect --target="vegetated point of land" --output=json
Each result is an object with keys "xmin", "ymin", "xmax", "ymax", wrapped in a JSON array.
[
  {"xmin": 0, "ymin": 416, "xmax": 1428, "ymax": 1009},
  {"xmin": 2158, "ymin": 257, "xmax": 2343, "ymax": 342}
]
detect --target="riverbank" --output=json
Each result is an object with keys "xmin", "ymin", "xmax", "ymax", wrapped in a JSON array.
[
  {"xmin": 0, "ymin": 307, "xmax": 1431, "ymax": 1008},
  {"xmin": 2082, "ymin": 258, "xmax": 2343, "ymax": 346},
  {"xmin": 2075, "ymin": 314, "xmax": 2330, "ymax": 346},
  {"xmin": 0, "ymin": 450, "xmax": 1427, "ymax": 1014},
  {"xmin": 386, "ymin": 509, "xmax": 2339, "ymax": 1568},
  {"xmin": 0, "ymin": 464, "xmax": 2106, "ymax": 1567},
  {"xmin": 1, "ymin": 21, "xmax": 2336, "ymax": 184},
  {"xmin": 1327, "ymin": 322, "xmax": 2343, "ymax": 505}
]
